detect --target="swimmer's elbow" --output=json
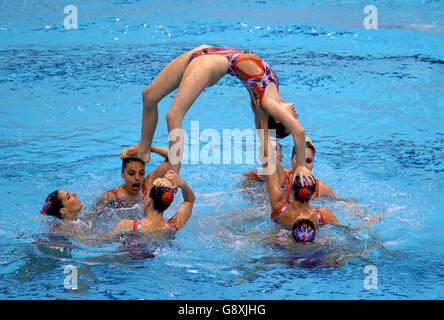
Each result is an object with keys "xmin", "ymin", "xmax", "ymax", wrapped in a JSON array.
[{"xmin": 292, "ymin": 125, "xmax": 305, "ymax": 138}]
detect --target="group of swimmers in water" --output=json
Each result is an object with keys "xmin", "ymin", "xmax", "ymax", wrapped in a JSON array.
[{"xmin": 41, "ymin": 45, "xmax": 359, "ymax": 244}]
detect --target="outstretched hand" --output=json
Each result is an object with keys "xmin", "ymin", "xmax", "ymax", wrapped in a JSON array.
[
  {"xmin": 120, "ymin": 144, "xmax": 151, "ymax": 163},
  {"xmin": 164, "ymin": 170, "xmax": 183, "ymax": 191},
  {"xmin": 290, "ymin": 166, "xmax": 316, "ymax": 186}
]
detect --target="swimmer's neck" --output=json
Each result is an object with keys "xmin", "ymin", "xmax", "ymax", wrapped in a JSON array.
[
  {"xmin": 144, "ymin": 207, "xmax": 164, "ymax": 221},
  {"xmin": 289, "ymin": 201, "xmax": 312, "ymax": 212}
]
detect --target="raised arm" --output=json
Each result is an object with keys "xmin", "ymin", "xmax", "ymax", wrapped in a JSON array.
[
  {"xmin": 151, "ymin": 145, "xmax": 169, "ymax": 159},
  {"xmin": 163, "ymin": 170, "xmax": 195, "ymax": 230},
  {"xmin": 260, "ymin": 100, "xmax": 315, "ymax": 186},
  {"xmin": 261, "ymin": 137, "xmax": 289, "ymax": 213},
  {"xmin": 143, "ymin": 160, "xmax": 171, "ymax": 190}
]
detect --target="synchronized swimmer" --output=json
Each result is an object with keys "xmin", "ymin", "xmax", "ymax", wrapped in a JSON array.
[{"xmin": 94, "ymin": 146, "xmax": 169, "ymax": 209}]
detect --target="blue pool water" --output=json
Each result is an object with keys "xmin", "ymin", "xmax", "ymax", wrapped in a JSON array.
[{"xmin": 0, "ymin": 0, "xmax": 443, "ymax": 299}]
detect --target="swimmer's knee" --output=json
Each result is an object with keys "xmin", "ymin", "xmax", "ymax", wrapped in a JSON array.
[
  {"xmin": 166, "ymin": 109, "xmax": 180, "ymax": 126},
  {"xmin": 142, "ymin": 85, "xmax": 159, "ymax": 105}
]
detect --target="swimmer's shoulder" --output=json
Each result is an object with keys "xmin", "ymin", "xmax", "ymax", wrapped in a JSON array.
[
  {"xmin": 138, "ymin": 219, "xmax": 176, "ymax": 233},
  {"xmin": 318, "ymin": 207, "xmax": 340, "ymax": 226},
  {"xmin": 102, "ymin": 190, "xmax": 118, "ymax": 200},
  {"xmin": 114, "ymin": 219, "xmax": 133, "ymax": 231},
  {"xmin": 318, "ymin": 180, "xmax": 337, "ymax": 198},
  {"xmin": 102, "ymin": 186, "xmax": 122, "ymax": 200}
]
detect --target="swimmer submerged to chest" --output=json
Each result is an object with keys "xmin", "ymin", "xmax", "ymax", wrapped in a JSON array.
[
  {"xmin": 261, "ymin": 137, "xmax": 341, "ymax": 244},
  {"xmin": 120, "ymin": 44, "xmax": 314, "ymax": 187},
  {"xmin": 102, "ymin": 170, "xmax": 195, "ymax": 238}
]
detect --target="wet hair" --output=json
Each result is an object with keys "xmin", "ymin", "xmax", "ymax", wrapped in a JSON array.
[
  {"xmin": 268, "ymin": 116, "xmax": 290, "ymax": 139},
  {"xmin": 122, "ymin": 157, "xmax": 145, "ymax": 171},
  {"xmin": 292, "ymin": 219, "xmax": 316, "ymax": 243},
  {"xmin": 292, "ymin": 177, "xmax": 316, "ymax": 202},
  {"xmin": 292, "ymin": 140, "xmax": 316, "ymax": 159},
  {"xmin": 40, "ymin": 190, "xmax": 63, "ymax": 219},
  {"xmin": 149, "ymin": 185, "xmax": 174, "ymax": 213}
]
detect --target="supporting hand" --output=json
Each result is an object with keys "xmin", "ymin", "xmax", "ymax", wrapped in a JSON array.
[
  {"xmin": 290, "ymin": 165, "xmax": 316, "ymax": 186},
  {"xmin": 164, "ymin": 170, "xmax": 184, "ymax": 190},
  {"xmin": 120, "ymin": 144, "xmax": 151, "ymax": 163}
]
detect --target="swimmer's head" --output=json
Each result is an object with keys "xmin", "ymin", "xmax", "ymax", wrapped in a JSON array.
[
  {"xmin": 121, "ymin": 158, "xmax": 146, "ymax": 194},
  {"xmin": 292, "ymin": 176, "xmax": 316, "ymax": 202},
  {"xmin": 268, "ymin": 116, "xmax": 290, "ymax": 139},
  {"xmin": 122, "ymin": 157, "xmax": 145, "ymax": 171},
  {"xmin": 147, "ymin": 178, "xmax": 175, "ymax": 213},
  {"xmin": 291, "ymin": 136, "xmax": 316, "ymax": 171},
  {"xmin": 292, "ymin": 219, "xmax": 316, "ymax": 243},
  {"xmin": 41, "ymin": 190, "xmax": 83, "ymax": 221}
]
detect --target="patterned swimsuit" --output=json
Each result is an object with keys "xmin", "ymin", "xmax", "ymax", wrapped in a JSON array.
[{"xmin": 188, "ymin": 46, "xmax": 279, "ymax": 105}]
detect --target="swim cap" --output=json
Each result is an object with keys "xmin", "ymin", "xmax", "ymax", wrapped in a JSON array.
[
  {"xmin": 40, "ymin": 191, "xmax": 63, "ymax": 219},
  {"xmin": 40, "ymin": 198, "xmax": 51, "ymax": 215},
  {"xmin": 293, "ymin": 176, "xmax": 316, "ymax": 201},
  {"xmin": 149, "ymin": 184, "xmax": 175, "ymax": 212},
  {"xmin": 292, "ymin": 219, "xmax": 316, "ymax": 243},
  {"xmin": 161, "ymin": 190, "xmax": 174, "ymax": 205}
]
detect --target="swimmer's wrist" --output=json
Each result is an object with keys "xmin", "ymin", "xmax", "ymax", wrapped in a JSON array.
[{"xmin": 294, "ymin": 165, "xmax": 306, "ymax": 171}]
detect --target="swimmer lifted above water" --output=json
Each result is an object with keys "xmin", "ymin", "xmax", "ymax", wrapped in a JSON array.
[{"xmin": 120, "ymin": 45, "xmax": 314, "ymax": 185}]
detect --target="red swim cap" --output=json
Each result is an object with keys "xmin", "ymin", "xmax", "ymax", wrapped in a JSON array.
[
  {"xmin": 297, "ymin": 187, "xmax": 312, "ymax": 200},
  {"xmin": 161, "ymin": 191, "xmax": 174, "ymax": 205}
]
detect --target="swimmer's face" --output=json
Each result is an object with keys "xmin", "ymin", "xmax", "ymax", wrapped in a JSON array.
[
  {"xmin": 58, "ymin": 190, "xmax": 83, "ymax": 220},
  {"xmin": 291, "ymin": 147, "xmax": 315, "ymax": 171},
  {"xmin": 304, "ymin": 147, "xmax": 315, "ymax": 171},
  {"xmin": 121, "ymin": 161, "xmax": 145, "ymax": 194}
]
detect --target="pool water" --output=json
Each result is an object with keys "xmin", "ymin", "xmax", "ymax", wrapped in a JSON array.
[{"xmin": 0, "ymin": 0, "xmax": 443, "ymax": 299}]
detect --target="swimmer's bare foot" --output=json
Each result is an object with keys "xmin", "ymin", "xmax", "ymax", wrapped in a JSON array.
[
  {"xmin": 120, "ymin": 144, "xmax": 151, "ymax": 163},
  {"xmin": 137, "ymin": 149, "xmax": 151, "ymax": 163}
]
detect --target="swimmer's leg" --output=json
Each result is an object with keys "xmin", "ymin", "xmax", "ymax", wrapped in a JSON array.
[
  {"xmin": 135, "ymin": 45, "xmax": 213, "ymax": 163},
  {"xmin": 166, "ymin": 57, "xmax": 229, "ymax": 173}
]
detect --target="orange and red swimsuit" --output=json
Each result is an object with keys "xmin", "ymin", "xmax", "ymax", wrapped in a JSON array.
[
  {"xmin": 107, "ymin": 185, "xmax": 147, "ymax": 207},
  {"xmin": 188, "ymin": 46, "xmax": 279, "ymax": 105}
]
